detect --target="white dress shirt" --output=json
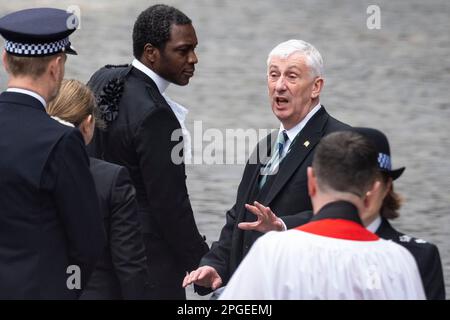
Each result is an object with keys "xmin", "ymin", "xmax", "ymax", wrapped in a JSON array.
[
  {"xmin": 279, "ymin": 102, "xmax": 322, "ymax": 157},
  {"xmin": 131, "ymin": 59, "xmax": 192, "ymax": 162},
  {"xmin": 366, "ymin": 215, "xmax": 383, "ymax": 233},
  {"xmin": 276, "ymin": 102, "xmax": 321, "ymax": 231}
]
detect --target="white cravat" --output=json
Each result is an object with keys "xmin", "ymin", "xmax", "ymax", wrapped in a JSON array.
[
  {"xmin": 6, "ymin": 88, "xmax": 47, "ymax": 109},
  {"xmin": 162, "ymin": 94, "xmax": 192, "ymax": 163},
  {"xmin": 132, "ymin": 59, "xmax": 192, "ymax": 162}
]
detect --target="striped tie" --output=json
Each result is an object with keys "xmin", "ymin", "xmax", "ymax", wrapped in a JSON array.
[{"xmin": 259, "ymin": 130, "xmax": 288, "ymax": 189}]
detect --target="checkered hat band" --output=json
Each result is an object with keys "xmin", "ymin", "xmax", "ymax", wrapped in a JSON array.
[
  {"xmin": 5, "ymin": 37, "xmax": 69, "ymax": 56},
  {"xmin": 378, "ymin": 153, "xmax": 392, "ymax": 171}
]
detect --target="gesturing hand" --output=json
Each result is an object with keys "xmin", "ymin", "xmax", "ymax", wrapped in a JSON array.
[
  {"xmin": 182, "ymin": 266, "xmax": 223, "ymax": 290},
  {"xmin": 238, "ymin": 201, "xmax": 284, "ymax": 232}
]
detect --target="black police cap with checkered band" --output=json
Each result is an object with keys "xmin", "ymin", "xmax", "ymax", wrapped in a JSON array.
[
  {"xmin": 0, "ymin": 7, "xmax": 78, "ymax": 57},
  {"xmin": 353, "ymin": 127, "xmax": 405, "ymax": 180}
]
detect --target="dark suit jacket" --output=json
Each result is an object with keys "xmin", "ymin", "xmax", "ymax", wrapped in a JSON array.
[
  {"xmin": 198, "ymin": 106, "xmax": 350, "ymax": 293},
  {"xmin": 87, "ymin": 65, "xmax": 209, "ymax": 299},
  {"xmin": 0, "ymin": 92, "xmax": 105, "ymax": 299},
  {"xmin": 376, "ymin": 218, "xmax": 446, "ymax": 300},
  {"xmin": 80, "ymin": 158, "xmax": 150, "ymax": 299}
]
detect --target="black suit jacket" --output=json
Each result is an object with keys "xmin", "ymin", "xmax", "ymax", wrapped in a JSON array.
[
  {"xmin": 376, "ymin": 218, "xmax": 446, "ymax": 300},
  {"xmin": 0, "ymin": 92, "xmax": 105, "ymax": 299},
  {"xmin": 87, "ymin": 65, "xmax": 209, "ymax": 299},
  {"xmin": 80, "ymin": 158, "xmax": 150, "ymax": 299},
  {"xmin": 198, "ymin": 107, "xmax": 350, "ymax": 293}
]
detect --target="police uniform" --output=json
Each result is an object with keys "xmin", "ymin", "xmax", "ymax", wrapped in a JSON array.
[
  {"xmin": 0, "ymin": 8, "xmax": 104, "ymax": 299},
  {"xmin": 354, "ymin": 127, "xmax": 446, "ymax": 300},
  {"xmin": 375, "ymin": 218, "xmax": 446, "ymax": 300}
]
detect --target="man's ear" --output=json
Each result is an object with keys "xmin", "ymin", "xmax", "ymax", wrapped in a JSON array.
[
  {"xmin": 311, "ymin": 77, "xmax": 324, "ymax": 99},
  {"xmin": 142, "ymin": 43, "xmax": 160, "ymax": 64},
  {"xmin": 364, "ymin": 180, "xmax": 382, "ymax": 210},
  {"xmin": 307, "ymin": 166, "xmax": 317, "ymax": 197},
  {"xmin": 2, "ymin": 50, "xmax": 9, "ymax": 73},
  {"xmin": 47, "ymin": 55, "xmax": 62, "ymax": 82}
]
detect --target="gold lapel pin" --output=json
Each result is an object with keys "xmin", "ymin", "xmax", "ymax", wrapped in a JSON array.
[{"xmin": 304, "ymin": 140, "xmax": 310, "ymax": 147}]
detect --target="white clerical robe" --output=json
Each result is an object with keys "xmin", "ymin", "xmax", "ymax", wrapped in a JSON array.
[{"xmin": 220, "ymin": 227, "xmax": 425, "ymax": 300}]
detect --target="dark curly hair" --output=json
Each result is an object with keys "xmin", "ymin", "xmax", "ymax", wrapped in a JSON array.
[{"xmin": 132, "ymin": 4, "xmax": 192, "ymax": 59}]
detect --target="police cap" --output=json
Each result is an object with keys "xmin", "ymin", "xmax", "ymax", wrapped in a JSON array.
[{"xmin": 0, "ymin": 7, "xmax": 78, "ymax": 57}]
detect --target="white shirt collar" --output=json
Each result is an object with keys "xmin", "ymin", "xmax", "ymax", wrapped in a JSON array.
[
  {"xmin": 50, "ymin": 116, "xmax": 75, "ymax": 127},
  {"xmin": 163, "ymin": 94, "xmax": 189, "ymax": 121},
  {"xmin": 131, "ymin": 58, "xmax": 170, "ymax": 93},
  {"xmin": 366, "ymin": 215, "xmax": 382, "ymax": 233},
  {"xmin": 280, "ymin": 102, "xmax": 322, "ymax": 142},
  {"xmin": 6, "ymin": 88, "xmax": 47, "ymax": 109}
]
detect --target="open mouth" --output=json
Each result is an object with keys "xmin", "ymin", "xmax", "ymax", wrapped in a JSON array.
[{"xmin": 275, "ymin": 97, "xmax": 289, "ymax": 105}]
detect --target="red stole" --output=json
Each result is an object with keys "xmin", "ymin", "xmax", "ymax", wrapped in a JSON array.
[{"xmin": 295, "ymin": 219, "xmax": 379, "ymax": 241}]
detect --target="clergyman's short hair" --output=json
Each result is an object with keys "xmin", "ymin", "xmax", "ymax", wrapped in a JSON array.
[
  {"xmin": 132, "ymin": 4, "xmax": 192, "ymax": 59},
  {"xmin": 312, "ymin": 131, "xmax": 378, "ymax": 197}
]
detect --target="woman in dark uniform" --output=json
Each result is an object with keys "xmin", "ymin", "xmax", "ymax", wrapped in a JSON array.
[
  {"xmin": 356, "ymin": 127, "xmax": 446, "ymax": 300},
  {"xmin": 48, "ymin": 80, "xmax": 150, "ymax": 299}
]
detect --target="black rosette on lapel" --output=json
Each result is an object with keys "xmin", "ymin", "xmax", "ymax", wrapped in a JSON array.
[{"xmin": 97, "ymin": 77, "xmax": 125, "ymax": 125}]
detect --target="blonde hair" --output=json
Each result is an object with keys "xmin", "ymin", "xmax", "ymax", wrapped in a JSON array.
[{"xmin": 47, "ymin": 79, "xmax": 104, "ymax": 128}]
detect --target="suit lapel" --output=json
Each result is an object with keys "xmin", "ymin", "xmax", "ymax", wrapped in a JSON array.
[
  {"xmin": 263, "ymin": 107, "xmax": 329, "ymax": 205},
  {"xmin": 131, "ymin": 67, "xmax": 170, "ymax": 108},
  {"xmin": 131, "ymin": 67, "xmax": 183, "ymax": 132}
]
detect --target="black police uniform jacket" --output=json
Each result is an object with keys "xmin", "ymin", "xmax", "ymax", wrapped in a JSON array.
[
  {"xmin": 80, "ymin": 158, "xmax": 151, "ymax": 299},
  {"xmin": 197, "ymin": 106, "xmax": 350, "ymax": 294},
  {"xmin": 375, "ymin": 218, "xmax": 446, "ymax": 300},
  {"xmin": 87, "ymin": 65, "xmax": 209, "ymax": 299},
  {"xmin": 0, "ymin": 92, "xmax": 105, "ymax": 299}
]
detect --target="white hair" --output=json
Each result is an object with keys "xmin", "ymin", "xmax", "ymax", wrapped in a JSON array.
[{"xmin": 267, "ymin": 39, "xmax": 324, "ymax": 77}]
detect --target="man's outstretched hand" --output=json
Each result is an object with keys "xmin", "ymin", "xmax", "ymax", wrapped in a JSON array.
[
  {"xmin": 238, "ymin": 201, "xmax": 284, "ymax": 232},
  {"xmin": 182, "ymin": 266, "xmax": 223, "ymax": 290}
]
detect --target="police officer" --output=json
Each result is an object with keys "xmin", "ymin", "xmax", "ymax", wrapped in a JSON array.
[
  {"xmin": 355, "ymin": 127, "xmax": 446, "ymax": 300},
  {"xmin": 0, "ymin": 8, "xmax": 105, "ymax": 299}
]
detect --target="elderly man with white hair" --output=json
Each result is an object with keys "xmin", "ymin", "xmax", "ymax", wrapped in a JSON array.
[{"xmin": 183, "ymin": 39, "xmax": 350, "ymax": 297}]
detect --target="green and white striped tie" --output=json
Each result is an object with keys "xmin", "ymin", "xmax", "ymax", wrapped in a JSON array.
[{"xmin": 259, "ymin": 130, "xmax": 288, "ymax": 189}]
